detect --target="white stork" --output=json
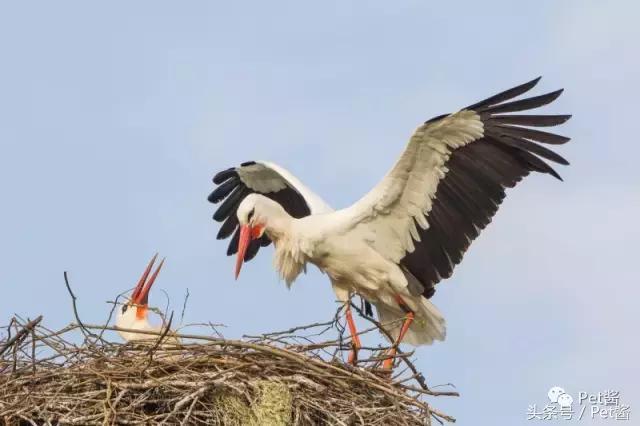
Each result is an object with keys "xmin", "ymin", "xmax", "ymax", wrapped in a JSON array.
[
  {"xmin": 115, "ymin": 254, "xmax": 176, "ymax": 343},
  {"xmin": 208, "ymin": 77, "xmax": 571, "ymax": 368}
]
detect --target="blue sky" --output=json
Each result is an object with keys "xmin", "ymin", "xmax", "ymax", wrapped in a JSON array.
[{"xmin": 1, "ymin": 1, "xmax": 638, "ymax": 424}]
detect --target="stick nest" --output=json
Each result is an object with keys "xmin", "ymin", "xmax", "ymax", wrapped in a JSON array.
[{"xmin": 1, "ymin": 311, "xmax": 457, "ymax": 425}]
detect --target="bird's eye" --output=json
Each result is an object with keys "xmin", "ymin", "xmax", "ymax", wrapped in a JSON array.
[
  {"xmin": 247, "ymin": 208, "xmax": 255, "ymax": 221},
  {"xmin": 122, "ymin": 305, "xmax": 128, "ymax": 313}
]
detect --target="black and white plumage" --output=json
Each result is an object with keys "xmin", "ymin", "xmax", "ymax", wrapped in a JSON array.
[
  {"xmin": 208, "ymin": 77, "xmax": 571, "ymax": 363},
  {"xmin": 209, "ymin": 160, "xmax": 332, "ymax": 260},
  {"xmin": 395, "ymin": 77, "xmax": 570, "ymax": 298}
]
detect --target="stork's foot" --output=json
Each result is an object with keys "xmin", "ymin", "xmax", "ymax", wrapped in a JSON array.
[
  {"xmin": 347, "ymin": 346, "xmax": 359, "ymax": 365},
  {"xmin": 373, "ymin": 366, "xmax": 394, "ymax": 380},
  {"xmin": 344, "ymin": 301, "xmax": 362, "ymax": 366},
  {"xmin": 382, "ymin": 344, "xmax": 398, "ymax": 370},
  {"xmin": 382, "ymin": 302, "xmax": 415, "ymax": 370},
  {"xmin": 382, "ymin": 348, "xmax": 397, "ymax": 370},
  {"xmin": 347, "ymin": 332, "xmax": 362, "ymax": 365}
]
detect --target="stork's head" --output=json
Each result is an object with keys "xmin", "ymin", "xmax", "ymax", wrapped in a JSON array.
[
  {"xmin": 235, "ymin": 194, "xmax": 288, "ymax": 279},
  {"xmin": 116, "ymin": 254, "xmax": 164, "ymax": 336}
]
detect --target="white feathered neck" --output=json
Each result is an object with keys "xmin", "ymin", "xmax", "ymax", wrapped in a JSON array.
[{"xmin": 239, "ymin": 194, "xmax": 309, "ymax": 286}]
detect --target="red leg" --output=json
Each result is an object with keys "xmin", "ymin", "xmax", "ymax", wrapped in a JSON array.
[
  {"xmin": 382, "ymin": 303, "xmax": 415, "ymax": 370},
  {"xmin": 345, "ymin": 302, "xmax": 362, "ymax": 365}
]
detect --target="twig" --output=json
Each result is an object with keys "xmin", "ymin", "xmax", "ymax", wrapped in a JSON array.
[
  {"xmin": 351, "ymin": 302, "xmax": 433, "ymax": 392},
  {"xmin": 31, "ymin": 326, "xmax": 36, "ymax": 374},
  {"xmin": 0, "ymin": 315, "xmax": 42, "ymax": 356},
  {"xmin": 431, "ymin": 406, "xmax": 456, "ymax": 424},
  {"xmin": 63, "ymin": 271, "xmax": 99, "ymax": 340},
  {"xmin": 144, "ymin": 312, "xmax": 175, "ymax": 370},
  {"xmin": 1, "ymin": 312, "xmax": 456, "ymax": 425},
  {"xmin": 180, "ymin": 394, "xmax": 199, "ymax": 425},
  {"xmin": 159, "ymin": 384, "xmax": 211, "ymax": 425},
  {"xmin": 180, "ymin": 289, "xmax": 190, "ymax": 325},
  {"xmin": 98, "ymin": 291, "xmax": 129, "ymax": 342},
  {"xmin": 244, "ymin": 319, "xmax": 335, "ymax": 340}
]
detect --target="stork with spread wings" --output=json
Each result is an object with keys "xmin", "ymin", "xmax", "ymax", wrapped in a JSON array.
[{"xmin": 208, "ymin": 77, "xmax": 571, "ymax": 368}]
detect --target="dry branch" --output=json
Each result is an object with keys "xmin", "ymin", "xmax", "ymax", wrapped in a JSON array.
[
  {"xmin": 0, "ymin": 314, "xmax": 457, "ymax": 425},
  {"xmin": 0, "ymin": 273, "xmax": 457, "ymax": 424}
]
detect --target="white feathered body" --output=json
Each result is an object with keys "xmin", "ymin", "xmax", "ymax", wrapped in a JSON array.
[
  {"xmin": 270, "ymin": 212, "xmax": 446, "ymax": 345},
  {"xmin": 116, "ymin": 307, "xmax": 163, "ymax": 342},
  {"xmin": 263, "ymin": 112, "xmax": 483, "ymax": 346},
  {"xmin": 115, "ymin": 305, "xmax": 181, "ymax": 345}
]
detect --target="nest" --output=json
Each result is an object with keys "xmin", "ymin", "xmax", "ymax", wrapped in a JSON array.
[{"xmin": 1, "ymin": 302, "xmax": 457, "ymax": 425}]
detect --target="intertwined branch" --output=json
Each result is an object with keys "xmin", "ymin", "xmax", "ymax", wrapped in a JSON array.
[{"xmin": 0, "ymin": 277, "xmax": 457, "ymax": 425}]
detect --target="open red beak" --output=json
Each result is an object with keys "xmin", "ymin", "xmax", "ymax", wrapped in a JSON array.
[
  {"xmin": 132, "ymin": 254, "xmax": 165, "ymax": 307},
  {"xmin": 235, "ymin": 224, "xmax": 263, "ymax": 279}
]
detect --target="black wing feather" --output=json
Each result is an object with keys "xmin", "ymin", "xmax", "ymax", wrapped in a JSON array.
[
  {"xmin": 208, "ymin": 176, "xmax": 239, "ymax": 203},
  {"xmin": 227, "ymin": 228, "xmax": 240, "ymax": 256},
  {"xmin": 402, "ymin": 77, "xmax": 571, "ymax": 299},
  {"xmin": 488, "ymin": 124, "xmax": 571, "ymax": 145},
  {"xmin": 488, "ymin": 114, "xmax": 571, "ymax": 127},
  {"xmin": 465, "ymin": 76, "xmax": 541, "ymax": 110},
  {"xmin": 217, "ymin": 215, "xmax": 238, "ymax": 240},
  {"xmin": 493, "ymin": 135, "xmax": 569, "ymax": 165},
  {"xmin": 478, "ymin": 89, "xmax": 564, "ymax": 114},
  {"xmin": 209, "ymin": 162, "xmax": 313, "ymax": 262},
  {"xmin": 212, "ymin": 167, "xmax": 237, "ymax": 185},
  {"xmin": 213, "ymin": 186, "xmax": 249, "ymax": 222}
]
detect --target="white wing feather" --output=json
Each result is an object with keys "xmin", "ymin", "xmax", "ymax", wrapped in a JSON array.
[
  {"xmin": 339, "ymin": 110, "xmax": 484, "ymax": 263},
  {"xmin": 236, "ymin": 161, "xmax": 333, "ymax": 214}
]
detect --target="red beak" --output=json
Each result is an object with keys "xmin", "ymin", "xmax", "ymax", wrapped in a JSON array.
[
  {"xmin": 235, "ymin": 224, "xmax": 264, "ymax": 279},
  {"xmin": 132, "ymin": 254, "xmax": 165, "ymax": 306},
  {"xmin": 235, "ymin": 225, "xmax": 251, "ymax": 280}
]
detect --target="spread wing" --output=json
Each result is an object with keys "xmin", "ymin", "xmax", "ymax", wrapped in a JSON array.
[
  {"xmin": 208, "ymin": 161, "xmax": 332, "ymax": 261},
  {"xmin": 341, "ymin": 77, "xmax": 571, "ymax": 299}
]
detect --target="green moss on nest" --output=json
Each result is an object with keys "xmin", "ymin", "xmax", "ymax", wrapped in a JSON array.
[
  {"xmin": 210, "ymin": 380, "xmax": 292, "ymax": 426},
  {"xmin": 253, "ymin": 381, "xmax": 292, "ymax": 426},
  {"xmin": 212, "ymin": 392, "xmax": 254, "ymax": 426}
]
